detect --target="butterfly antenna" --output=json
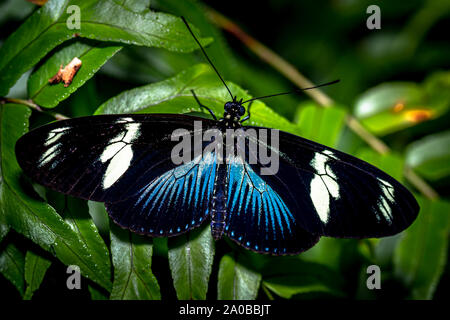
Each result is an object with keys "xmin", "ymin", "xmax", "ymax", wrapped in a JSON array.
[
  {"xmin": 241, "ymin": 79, "xmax": 340, "ymax": 104},
  {"xmin": 181, "ymin": 16, "xmax": 234, "ymax": 100}
]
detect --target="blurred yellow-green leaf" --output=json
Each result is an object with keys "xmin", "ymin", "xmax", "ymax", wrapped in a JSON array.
[
  {"xmin": 394, "ymin": 196, "xmax": 450, "ymax": 299},
  {"xmin": 406, "ymin": 130, "xmax": 450, "ymax": 181},
  {"xmin": 295, "ymin": 102, "xmax": 347, "ymax": 147},
  {"xmin": 354, "ymin": 80, "xmax": 448, "ymax": 135}
]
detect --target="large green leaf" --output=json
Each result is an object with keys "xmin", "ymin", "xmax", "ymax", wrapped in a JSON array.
[
  {"xmin": 23, "ymin": 251, "xmax": 51, "ymax": 300},
  {"xmin": 217, "ymin": 253, "xmax": 261, "ymax": 300},
  {"xmin": 0, "ymin": 0, "xmax": 212, "ymax": 96},
  {"xmin": 0, "ymin": 187, "xmax": 8, "ymax": 243},
  {"xmin": 110, "ymin": 224, "xmax": 161, "ymax": 300},
  {"xmin": 46, "ymin": 192, "xmax": 111, "ymax": 289},
  {"xmin": 88, "ymin": 284, "xmax": 108, "ymax": 300},
  {"xmin": 261, "ymin": 257, "xmax": 344, "ymax": 299},
  {"xmin": 28, "ymin": 40, "xmax": 121, "ymax": 108},
  {"xmin": 300, "ymin": 237, "xmax": 344, "ymax": 272},
  {"xmin": 114, "ymin": 0, "xmax": 151, "ymax": 13},
  {"xmin": 406, "ymin": 130, "xmax": 450, "ymax": 181},
  {"xmin": 356, "ymin": 148, "xmax": 405, "ymax": 182},
  {"xmin": 394, "ymin": 196, "xmax": 450, "ymax": 299},
  {"xmin": 0, "ymin": 104, "xmax": 112, "ymax": 291},
  {"xmin": 295, "ymin": 102, "xmax": 347, "ymax": 147},
  {"xmin": 154, "ymin": 0, "xmax": 238, "ymax": 81},
  {"xmin": 95, "ymin": 63, "xmax": 300, "ymax": 135},
  {"xmin": 168, "ymin": 224, "xmax": 214, "ymax": 300},
  {"xmin": 0, "ymin": 243, "xmax": 25, "ymax": 296}
]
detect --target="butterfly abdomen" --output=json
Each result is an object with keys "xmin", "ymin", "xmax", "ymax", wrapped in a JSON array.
[{"xmin": 210, "ymin": 163, "xmax": 228, "ymax": 240}]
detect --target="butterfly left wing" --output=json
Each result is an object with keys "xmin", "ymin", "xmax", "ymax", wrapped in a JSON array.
[
  {"xmin": 236, "ymin": 127, "xmax": 419, "ymax": 239},
  {"xmin": 16, "ymin": 114, "xmax": 220, "ymax": 236}
]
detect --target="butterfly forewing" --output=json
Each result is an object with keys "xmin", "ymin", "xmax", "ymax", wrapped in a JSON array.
[
  {"xmin": 15, "ymin": 114, "xmax": 217, "ymax": 203},
  {"xmin": 241, "ymin": 127, "xmax": 419, "ymax": 239}
]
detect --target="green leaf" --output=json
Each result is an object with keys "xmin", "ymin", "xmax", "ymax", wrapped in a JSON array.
[
  {"xmin": 23, "ymin": 251, "xmax": 51, "ymax": 300},
  {"xmin": 114, "ymin": 0, "xmax": 151, "ymax": 13},
  {"xmin": 261, "ymin": 257, "xmax": 344, "ymax": 299},
  {"xmin": 28, "ymin": 40, "xmax": 121, "ymax": 108},
  {"xmin": 394, "ymin": 196, "xmax": 450, "ymax": 299},
  {"xmin": 0, "ymin": 243, "xmax": 25, "ymax": 296},
  {"xmin": 95, "ymin": 63, "xmax": 300, "ymax": 135},
  {"xmin": 354, "ymin": 82, "xmax": 447, "ymax": 135},
  {"xmin": 406, "ymin": 130, "xmax": 450, "ymax": 181},
  {"xmin": 87, "ymin": 201, "xmax": 110, "ymax": 236},
  {"xmin": 0, "ymin": 104, "xmax": 112, "ymax": 291},
  {"xmin": 154, "ymin": 0, "xmax": 238, "ymax": 81},
  {"xmin": 46, "ymin": 192, "xmax": 112, "ymax": 290},
  {"xmin": 110, "ymin": 224, "xmax": 161, "ymax": 300},
  {"xmin": 217, "ymin": 253, "xmax": 261, "ymax": 300},
  {"xmin": 295, "ymin": 102, "xmax": 347, "ymax": 147},
  {"xmin": 168, "ymin": 224, "xmax": 214, "ymax": 300},
  {"xmin": 300, "ymin": 238, "xmax": 344, "ymax": 271},
  {"xmin": 0, "ymin": 190, "xmax": 8, "ymax": 244},
  {"xmin": 356, "ymin": 148, "xmax": 405, "ymax": 182},
  {"xmin": 0, "ymin": 0, "xmax": 212, "ymax": 96},
  {"xmin": 88, "ymin": 285, "xmax": 108, "ymax": 300}
]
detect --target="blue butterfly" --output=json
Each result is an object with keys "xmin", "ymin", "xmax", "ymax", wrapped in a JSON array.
[{"xmin": 14, "ymin": 17, "xmax": 419, "ymax": 255}]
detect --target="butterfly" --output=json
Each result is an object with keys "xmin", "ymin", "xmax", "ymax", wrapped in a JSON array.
[{"xmin": 14, "ymin": 17, "xmax": 419, "ymax": 255}]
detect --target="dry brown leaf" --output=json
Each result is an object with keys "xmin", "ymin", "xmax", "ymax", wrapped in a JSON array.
[
  {"xmin": 27, "ymin": 0, "xmax": 48, "ymax": 5},
  {"xmin": 48, "ymin": 57, "xmax": 82, "ymax": 87}
]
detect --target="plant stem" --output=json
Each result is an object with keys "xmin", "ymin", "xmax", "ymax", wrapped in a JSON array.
[
  {"xmin": 0, "ymin": 97, "xmax": 69, "ymax": 120},
  {"xmin": 206, "ymin": 8, "xmax": 439, "ymax": 200}
]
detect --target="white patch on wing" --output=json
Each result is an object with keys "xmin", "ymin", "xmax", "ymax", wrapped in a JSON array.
[
  {"xmin": 101, "ymin": 122, "xmax": 141, "ymax": 189},
  {"xmin": 376, "ymin": 178, "xmax": 395, "ymax": 224},
  {"xmin": 309, "ymin": 151, "xmax": 341, "ymax": 224},
  {"xmin": 44, "ymin": 127, "xmax": 70, "ymax": 146},
  {"xmin": 310, "ymin": 175, "xmax": 330, "ymax": 224},
  {"xmin": 115, "ymin": 117, "xmax": 133, "ymax": 124},
  {"xmin": 39, "ymin": 144, "xmax": 61, "ymax": 167}
]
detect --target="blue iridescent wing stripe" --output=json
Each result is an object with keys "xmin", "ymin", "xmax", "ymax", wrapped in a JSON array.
[
  {"xmin": 224, "ymin": 154, "xmax": 319, "ymax": 255},
  {"xmin": 106, "ymin": 151, "xmax": 217, "ymax": 236}
]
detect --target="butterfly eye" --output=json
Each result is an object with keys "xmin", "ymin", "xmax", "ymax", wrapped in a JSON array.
[
  {"xmin": 239, "ymin": 106, "xmax": 245, "ymax": 116},
  {"xmin": 224, "ymin": 102, "xmax": 232, "ymax": 112}
]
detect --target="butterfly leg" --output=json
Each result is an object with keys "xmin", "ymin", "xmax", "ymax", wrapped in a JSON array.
[
  {"xmin": 240, "ymin": 101, "xmax": 253, "ymax": 123},
  {"xmin": 191, "ymin": 90, "xmax": 218, "ymax": 121}
]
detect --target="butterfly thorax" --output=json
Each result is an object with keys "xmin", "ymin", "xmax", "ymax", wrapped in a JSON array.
[{"xmin": 218, "ymin": 100, "xmax": 245, "ymax": 130}]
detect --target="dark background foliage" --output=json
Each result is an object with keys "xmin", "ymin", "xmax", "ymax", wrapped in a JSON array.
[{"xmin": 0, "ymin": 0, "xmax": 448, "ymax": 300}]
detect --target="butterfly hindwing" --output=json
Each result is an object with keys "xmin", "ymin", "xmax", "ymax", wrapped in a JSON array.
[
  {"xmin": 224, "ymin": 154, "xmax": 320, "ymax": 255},
  {"xmin": 106, "ymin": 151, "xmax": 218, "ymax": 236}
]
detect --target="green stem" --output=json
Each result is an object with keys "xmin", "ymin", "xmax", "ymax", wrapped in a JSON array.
[{"xmin": 0, "ymin": 97, "xmax": 69, "ymax": 120}]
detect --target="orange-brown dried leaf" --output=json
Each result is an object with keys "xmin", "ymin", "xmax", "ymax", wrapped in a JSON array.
[
  {"xmin": 48, "ymin": 58, "xmax": 82, "ymax": 87},
  {"xmin": 27, "ymin": 0, "xmax": 48, "ymax": 5}
]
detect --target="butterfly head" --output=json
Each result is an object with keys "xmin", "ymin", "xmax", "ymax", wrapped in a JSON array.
[{"xmin": 222, "ymin": 98, "xmax": 245, "ymax": 128}]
